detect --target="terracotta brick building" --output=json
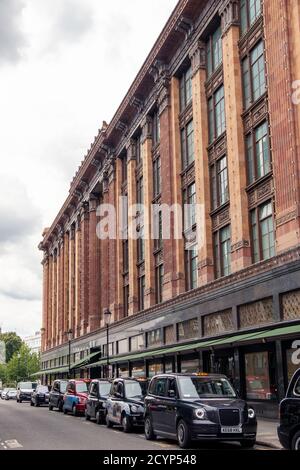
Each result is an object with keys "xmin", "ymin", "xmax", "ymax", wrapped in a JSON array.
[{"xmin": 39, "ymin": 0, "xmax": 300, "ymax": 418}]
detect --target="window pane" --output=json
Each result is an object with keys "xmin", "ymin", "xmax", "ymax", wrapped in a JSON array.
[
  {"xmin": 245, "ymin": 351, "xmax": 274, "ymax": 400},
  {"xmin": 246, "ymin": 133, "xmax": 255, "ymax": 183},
  {"xmin": 181, "ymin": 128, "xmax": 187, "ymax": 167},
  {"xmin": 212, "ymin": 26, "xmax": 222, "ymax": 71},
  {"xmin": 255, "ymin": 121, "xmax": 270, "ymax": 178},
  {"xmin": 186, "ymin": 120, "xmax": 194, "ymax": 165},
  {"xmin": 220, "ymin": 225, "xmax": 231, "ymax": 276},
  {"xmin": 240, "ymin": 0, "xmax": 248, "ymax": 34},
  {"xmin": 217, "ymin": 156, "xmax": 229, "ymax": 205},
  {"xmin": 251, "ymin": 41, "xmax": 266, "ymax": 102},
  {"xmin": 208, "ymin": 97, "xmax": 214, "ymax": 143},
  {"xmin": 249, "ymin": 0, "xmax": 261, "ymax": 26},
  {"xmin": 185, "ymin": 67, "xmax": 192, "ymax": 105},
  {"xmin": 215, "ymin": 86, "xmax": 226, "ymax": 138},
  {"xmin": 251, "ymin": 210, "xmax": 259, "ymax": 263},
  {"xmin": 206, "ymin": 39, "xmax": 212, "ymax": 77},
  {"xmin": 242, "ymin": 58, "xmax": 251, "ymax": 109}
]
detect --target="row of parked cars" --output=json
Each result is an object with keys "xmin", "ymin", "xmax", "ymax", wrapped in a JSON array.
[{"xmin": 8, "ymin": 368, "xmax": 300, "ymax": 449}]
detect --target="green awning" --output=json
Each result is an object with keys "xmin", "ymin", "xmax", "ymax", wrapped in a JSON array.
[
  {"xmin": 70, "ymin": 351, "xmax": 100, "ymax": 370},
  {"xmin": 31, "ymin": 366, "xmax": 69, "ymax": 376},
  {"xmin": 89, "ymin": 323, "xmax": 300, "ymax": 367}
]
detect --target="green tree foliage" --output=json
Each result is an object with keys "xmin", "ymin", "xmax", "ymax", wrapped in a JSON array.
[
  {"xmin": 0, "ymin": 363, "xmax": 7, "ymax": 384},
  {"xmin": 0, "ymin": 332, "xmax": 22, "ymax": 362},
  {"xmin": 6, "ymin": 344, "xmax": 40, "ymax": 383}
]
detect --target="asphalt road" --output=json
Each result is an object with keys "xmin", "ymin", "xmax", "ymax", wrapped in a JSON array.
[{"xmin": 0, "ymin": 399, "xmax": 270, "ymax": 451}]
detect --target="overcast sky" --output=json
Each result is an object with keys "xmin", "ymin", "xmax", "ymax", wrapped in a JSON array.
[{"xmin": 0, "ymin": 0, "xmax": 177, "ymax": 337}]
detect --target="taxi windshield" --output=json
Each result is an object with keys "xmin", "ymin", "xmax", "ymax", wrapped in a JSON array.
[
  {"xmin": 178, "ymin": 376, "xmax": 236, "ymax": 399},
  {"xmin": 76, "ymin": 382, "xmax": 89, "ymax": 393},
  {"xmin": 125, "ymin": 381, "xmax": 143, "ymax": 399}
]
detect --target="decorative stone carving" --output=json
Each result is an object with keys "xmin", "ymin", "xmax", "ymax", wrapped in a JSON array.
[
  {"xmin": 189, "ymin": 39, "xmax": 206, "ymax": 76},
  {"xmin": 175, "ymin": 16, "xmax": 194, "ymax": 40},
  {"xmin": 239, "ymin": 298, "xmax": 273, "ymax": 329},
  {"xmin": 141, "ymin": 115, "xmax": 152, "ymax": 143},
  {"xmin": 219, "ymin": 0, "xmax": 240, "ymax": 34}
]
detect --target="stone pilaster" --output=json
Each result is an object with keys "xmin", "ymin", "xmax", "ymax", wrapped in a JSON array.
[
  {"xmin": 264, "ymin": 0, "xmax": 300, "ymax": 252},
  {"xmin": 41, "ymin": 254, "xmax": 49, "ymax": 352},
  {"xmin": 189, "ymin": 40, "xmax": 214, "ymax": 285},
  {"xmin": 63, "ymin": 231, "xmax": 69, "ymax": 342},
  {"xmin": 80, "ymin": 202, "xmax": 89, "ymax": 336},
  {"xmin": 115, "ymin": 157, "xmax": 125, "ymax": 319},
  {"xmin": 127, "ymin": 140, "xmax": 139, "ymax": 315},
  {"xmin": 74, "ymin": 217, "xmax": 81, "ymax": 338},
  {"xmin": 88, "ymin": 195, "xmax": 101, "ymax": 332},
  {"xmin": 47, "ymin": 254, "xmax": 53, "ymax": 349},
  {"xmin": 68, "ymin": 225, "xmax": 76, "ymax": 334},
  {"xmin": 220, "ymin": 5, "xmax": 251, "ymax": 271},
  {"xmin": 52, "ymin": 249, "xmax": 58, "ymax": 347},
  {"xmin": 142, "ymin": 116, "xmax": 155, "ymax": 308}
]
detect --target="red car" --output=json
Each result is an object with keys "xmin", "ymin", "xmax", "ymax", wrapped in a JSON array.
[{"xmin": 63, "ymin": 379, "xmax": 90, "ymax": 416}]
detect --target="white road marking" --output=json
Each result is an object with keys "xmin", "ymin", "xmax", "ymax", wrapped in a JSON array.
[{"xmin": 4, "ymin": 439, "xmax": 23, "ymax": 449}]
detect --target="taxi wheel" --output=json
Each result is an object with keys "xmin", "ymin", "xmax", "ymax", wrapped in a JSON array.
[
  {"xmin": 240, "ymin": 439, "xmax": 256, "ymax": 449},
  {"xmin": 144, "ymin": 416, "xmax": 156, "ymax": 440},
  {"xmin": 122, "ymin": 413, "xmax": 132, "ymax": 433},
  {"xmin": 106, "ymin": 413, "xmax": 113, "ymax": 428},
  {"xmin": 177, "ymin": 420, "xmax": 191, "ymax": 449},
  {"xmin": 292, "ymin": 431, "xmax": 300, "ymax": 450},
  {"xmin": 96, "ymin": 411, "xmax": 104, "ymax": 425}
]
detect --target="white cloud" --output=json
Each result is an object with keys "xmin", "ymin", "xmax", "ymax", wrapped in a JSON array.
[{"xmin": 0, "ymin": 0, "xmax": 177, "ymax": 336}]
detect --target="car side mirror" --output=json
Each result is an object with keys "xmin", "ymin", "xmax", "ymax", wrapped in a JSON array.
[{"xmin": 168, "ymin": 390, "xmax": 176, "ymax": 398}]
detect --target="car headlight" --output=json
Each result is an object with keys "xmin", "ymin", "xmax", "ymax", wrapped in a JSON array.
[
  {"xmin": 248, "ymin": 408, "xmax": 255, "ymax": 419},
  {"xmin": 194, "ymin": 408, "xmax": 206, "ymax": 420},
  {"xmin": 131, "ymin": 405, "xmax": 139, "ymax": 413}
]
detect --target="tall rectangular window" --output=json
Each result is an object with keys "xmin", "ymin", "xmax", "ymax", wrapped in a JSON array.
[
  {"xmin": 136, "ymin": 176, "xmax": 144, "ymax": 205},
  {"xmin": 208, "ymin": 86, "xmax": 226, "ymax": 144},
  {"xmin": 250, "ymin": 201, "xmax": 275, "ymax": 262},
  {"xmin": 214, "ymin": 225, "xmax": 231, "ymax": 278},
  {"xmin": 152, "ymin": 111, "xmax": 160, "ymax": 147},
  {"xmin": 246, "ymin": 121, "xmax": 271, "ymax": 184},
  {"xmin": 185, "ymin": 245, "xmax": 198, "ymax": 291},
  {"xmin": 135, "ymin": 134, "xmax": 142, "ymax": 165},
  {"xmin": 122, "ymin": 155, "xmax": 127, "ymax": 183},
  {"xmin": 155, "ymin": 263, "xmax": 164, "ymax": 304},
  {"xmin": 183, "ymin": 182, "xmax": 196, "ymax": 230},
  {"xmin": 138, "ymin": 275, "xmax": 145, "ymax": 311},
  {"xmin": 211, "ymin": 155, "xmax": 229, "ymax": 209},
  {"xmin": 180, "ymin": 66, "xmax": 192, "ymax": 111},
  {"xmin": 206, "ymin": 26, "xmax": 222, "ymax": 77},
  {"xmin": 181, "ymin": 120, "xmax": 194, "ymax": 169},
  {"xmin": 137, "ymin": 226, "xmax": 145, "ymax": 262},
  {"xmin": 123, "ymin": 284, "xmax": 129, "ymax": 317},
  {"xmin": 241, "ymin": 0, "xmax": 262, "ymax": 35},
  {"xmin": 153, "ymin": 156, "xmax": 161, "ymax": 198},
  {"xmin": 242, "ymin": 40, "xmax": 266, "ymax": 109},
  {"xmin": 123, "ymin": 239, "xmax": 129, "ymax": 273},
  {"xmin": 154, "ymin": 210, "xmax": 163, "ymax": 251}
]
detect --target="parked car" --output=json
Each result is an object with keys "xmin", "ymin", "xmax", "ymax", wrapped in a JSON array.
[
  {"xmin": 105, "ymin": 377, "xmax": 146, "ymax": 432},
  {"xmin": 144, "ymin": 373, "xmax": 257, "ymax": 449},
  {"xmin": 1, "ymin": 388, "xmax": 15, "ymax": 400},
  {"xmin": 30, "ymin": 385, "xmax": 50, "ymax": 407},
  {"xmin": 85, "ymin": 379, "xmax": 111, "ymax": 424},
  {"xmin": 63, "ymin": 379, "xmax": 90, "ymax": 416},
  {"xmin": 17, "ymin": 382, "xmax": 37, "ymax": 403},
  {"xmin": 278, "ymin": 368, "xmax": 300, "ymax": 450},
  {"xmin": 5, "ymin": 389, "xmax": 17, "ymax": 400},
  {"xmin": 49, "ymin": 380, "xmax": 68, "ymax": 412}
]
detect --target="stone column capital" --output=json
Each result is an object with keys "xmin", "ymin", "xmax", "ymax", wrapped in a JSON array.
[
  {"xmin": 189, "ymin": 39, "xmax": 206, "ymax": 76},
  {"xmin": 219, "ymin": 0, "xmax": 240, "ymax": 34},
  {"xmin": 141, "ymin": 115, "xmax": 152, "ymax": 143},
  {"xmin": 126, "ymin": 138, "xmax": 137, "ymax": 162}
]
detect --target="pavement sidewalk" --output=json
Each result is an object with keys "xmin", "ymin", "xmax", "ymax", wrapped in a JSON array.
[{"xmin": 256, "ymin": 419, "xmax": 282, "ymax": 449}]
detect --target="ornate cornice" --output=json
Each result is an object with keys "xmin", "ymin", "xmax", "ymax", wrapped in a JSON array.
[{"xmin": 219, "ymin": 0, "xmax": 240, "ymax": 34}]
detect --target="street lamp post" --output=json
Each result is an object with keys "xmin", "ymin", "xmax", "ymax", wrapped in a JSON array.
[
  {"xmin": 17, "ymin": 352, "xmax": 21, "ymax": 385},
  {"xmin": 67, "ymin": 329, "xmax": 73, "ymax": 378},
  {"xmin": 104, "ymin": 309, "xmax": 112, "ymax": 378}
]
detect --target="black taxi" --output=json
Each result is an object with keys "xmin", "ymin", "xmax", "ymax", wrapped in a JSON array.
[
  {"xmin": 144, "ymin": 373, "xmax": 257, "ymax": 448},
  {"xmin": 278, "ymin": 368, "xmax": 300, "ymax": 450},
  {"xmin": 105, "ymin": 377, "xmax": 148, "ymax": 432},
  {"xmin": 85, "ymin": 379, "xmax": 111, "ymax": 424}
]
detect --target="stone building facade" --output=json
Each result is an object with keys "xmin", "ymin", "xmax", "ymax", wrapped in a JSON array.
[{"xmin": 39, "ymin": 0, "xmax": 300, "ymax": 418}]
